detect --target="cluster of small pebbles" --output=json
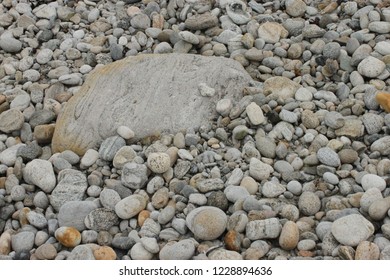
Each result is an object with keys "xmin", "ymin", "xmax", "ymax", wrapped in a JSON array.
[{"xmin": 1, "ymin": 0, "xmax": 390, "ymax": 260}]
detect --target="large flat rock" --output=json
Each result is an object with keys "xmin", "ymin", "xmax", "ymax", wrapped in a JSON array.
[{"xmin": 52, "ymin": 54, "xmax": 252, "ymax": 155}]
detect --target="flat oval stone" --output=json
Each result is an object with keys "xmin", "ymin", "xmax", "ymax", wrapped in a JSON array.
[
  {"xmin": 159, "ymin": 239, "xmax": 195, "ymax": 260},
  {"xmin": 331, "ymin": 214, "xmax": 374, "ymax": 246},
  {"xmin": 52, "ymin": 54, "xmax": 252, "ymax": 155}
]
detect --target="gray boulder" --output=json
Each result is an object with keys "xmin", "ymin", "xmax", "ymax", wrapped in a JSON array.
[{"xmin": 52, "ymin": 54, "xmax": 252, "ymax": 155}]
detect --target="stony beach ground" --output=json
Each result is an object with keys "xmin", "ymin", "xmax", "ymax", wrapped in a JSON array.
[{"xmin": 1, "ymin": 0, "xmax": 390, "ymax": 260}]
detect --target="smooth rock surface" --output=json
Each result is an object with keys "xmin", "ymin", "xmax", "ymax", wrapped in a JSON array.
[{"xmin": 52, "ymin": 54, "xmax": 252, "ymax": 155}]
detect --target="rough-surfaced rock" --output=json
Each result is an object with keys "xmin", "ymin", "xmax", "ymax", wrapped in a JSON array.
[{"xmin": 52, "ymin": 54, "xmax": 252, "ymax": 155}]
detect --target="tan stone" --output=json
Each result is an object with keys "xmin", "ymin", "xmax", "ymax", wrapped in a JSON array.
[
  {"xmin": 93, "ymin": 246, "xmax": 117, "ymax": 260},
  {"xmin": 138, "ymin": 210, "xmax": 150, "ymax": 227},
  {"xmin": 34, "ymin": 124, "xmax": 56, "ymax": 144},
  {"xmin": 0, "ymin": 230, "xmax": 13, "ymax": 255},
  {"xmin": 279, "ymin": 221, "xmax": 299, "ymax": 250},
  {"xmin": 35, "ymin": 243, "xmax": 57, "ymax": 260},
  {"xmin": 55, "ymin": 226, "xmax": 81, "ymax": 248},
  {"xmin": 355, "ymin": 241, "xmax": 380, "ymax": 260}
]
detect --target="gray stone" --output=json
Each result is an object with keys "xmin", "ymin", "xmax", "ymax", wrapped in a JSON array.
[
  {"xmin": 121, "ymin": 162, "xmax": 148, "ymax": 189},
  {"xmin": 130, "ymin": 242, "xmax": 154, "ymax": 260},
  {"xmin": 357, "ymin": 56, "xmax": 386, "ymax": 78},
  {"xmin": 58, "ymin": 201, "xmax": 98, "ymax": 231},
  {"xmin": 246, "ymin": 218, "xmax": 282, "ymax": 240},
  {"xmin": 52, "ymin": 54, "xmax": 251, "ymax": 156},
  {"xmin": 98, "ymin": 136, "xmax": 126, "ymax": 161},
  {"xmin": 185, "ymin": 12, "xmax": 219, "ymax": 30},
  {"xmin": 84, "ymin": 208, "xmax": 120, "ymax": 231},
  {"xmin": 361, "ymin": 174, "xmax": 386, "ymax": 192},
  {"xmin": 49, "ymin": 169, "xmax": 88, "ymax": 211},
  {"xmin": 0, "ymin": 32, "xmax": 22, "ymax": 53},
  {"xmin": 131, "ymin": 13, "xmax": 151, "ymax": 30},
  {"xmin": 115, "ymin": 194, "xmax": 147, "ymax": 219},
  {"xmin": 262, "ymin": 181, "xmax": 286, "ymax": 198},
  {"xmin": 159, "ymin": 239, "xmax": 195, "ymax": 260},
  {"xmin": 371, "ymin": 136, "xmax": 390, "ymax": 155},
  {"xmin": 285, "ymin": 0, "xmax": 306, "ymax": 17},
  {"xmin": 186, "ymin": 206, "xmax": 227, "ymax": 240},
  {"xmin": 68, "ymin": 245, "xmax": 95, "ymax": 260},
  {"xmin": 331, "ymin": 214, "xmax": 374, "ymax": 246},
  {"xmin": 0, "ymin": 109, "xmax": 24, "ymax": 133},
  {"xmin": 298, "ymin": 191, "xmax": 321, "ymax": 216},
  {"xmin": 196, "ymin": 178, "xmax": 224, "ymax": 193},
  {"xmin": 26, "ymin": 211, "xmax": 48, "ymax": 229},
  {"xmin": 249, "ymin": 158, "xmax": 273, "ymax": 181},
  {"xmin": 317, "ymin": 147, "xmax": 340, "ymax": 167},
  {"xmin": 11, "ymin": 231, "xmax": 35, "ymax": 253},
  {"xmin": 99, "ymin": 188, "xmax": 121, "ymax": 210},
  {"xmin": 224, "ymin": 185, "xmax": 250, "ymax": 202},
  {"xmin": 23, "ymin": 159, "xmax": 56, "ymax": 193}
]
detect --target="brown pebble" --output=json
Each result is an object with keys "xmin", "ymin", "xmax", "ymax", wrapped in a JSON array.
[
  {"xmin": 34, "ymin": 124, "xmax": 56, "ymax": 144},
  {"xmin": 35, "ymin": 243, "xmax": 57, "ymax": 260},
  {"xmin": 279, "ymin": 221, "xmax": 299, "ymax": 250},
  {"xmin": 0, "ymin": 95, "xmax": 6, "ymax": 105},
  {"xmin": 138, "ymin": 210, "xmax": 150, "ymax": 227},
  {"xmin": 355, "ymin": 241, "xmax": 380, "ymax": 260},
  {"xmin": 338, "ymin": 246, "xmax": 355, "ymax": 260},
  {"xmin": 55, "ymin": 92, "xmax": 73, "ymax": 103},
  {"xmin": 93, "ymin": 246, "xmax": 117, "ymax": 260},
  {"xmin": 18, "ymin": 207, "xmax": 31, "ymax": 226},
  {"xmin": 0, "ymin": 177, "xmax": 5, "ymax": 189},
  {"xmin": 298, "ymin": 250, "xmax": 316, "ymax": 258},
  {"xmin": 224, "ymin": 230, "xmax": 241, "ymax": 252},
  {"xmin": 0, "ymin": 230, "xmax": 13, "ymax": 255},
  {"xmin": 55, "ymin": 226, "xmax": 81, "ymax": 248}
]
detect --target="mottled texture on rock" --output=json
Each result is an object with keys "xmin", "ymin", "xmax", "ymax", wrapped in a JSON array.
[{"xmin": 52, "ymin": 54, "xmax": 252, "ymax": 155}]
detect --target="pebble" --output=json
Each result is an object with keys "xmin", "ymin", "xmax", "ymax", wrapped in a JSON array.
[
  {"xmin": 115, "ymin": 194, "xmax": 147, "ymax": 220},
  {"xmin": 317, "ymin": 147, "xmax": 340, "ymax": 167},
  {"xmin": 246, "ymin": 102, "xmax": 265, "ymax": 125},
  {"xmin": 147, "ymin": 152, "xmax": 171, "ymax": 174},
  {"xmin": 186, "ymin": 206, "xmax": 227, "ymax": 240},
  {"xmin": 58, "ymin": 201, "xmax": 98, "ymax": 231},
  {"xmin": 360, "ymin": 188, "xmax": 383, "ymax": 213},
  {"xmin": 159, "ymin": 239, "xmax": 195, "ymax": 260},
  {"xmin": 0, "ymin": 109, "xmax": 25, "ymax": 133},
  {"xmin": 261, "ymin": 181, "xmax": 286, "ymax": 198},
  {"xmin": 84, "ymin": 208, "xmax": 119, "ymax": 231},
  {"xmin": 249, "ymin": 158, "xmax": 274, "ymax": 181},
  {"xmin": 11, "ymin": 231, "xmax": 35, "ymax": 253},
  {"xmin": 368, "ymin": 197, "xmax": 390, "ymax": 221},
  {"xmin": 35, "ymin": 243, "xmax": 57, "ymax": 260},
  {"xmin": 49, "ymin": 169, "xmax": 88, "ymax": 211},
  {"xmin": 80, "ymin": 149, "xmax": 99, "ymax": 168},
  {"xmin": 93, "ymin": 246, "xmax": 117, "ymax": 260},
  {"xmin": 68, "ymin": 245, "xmax": 95, "ymax": 260},
  {"xmin": 279, "ymin": 221, "xmax": 299, "ymax": 250},
  {"xmin": 355, "ymin": 241, "xmax": 380, "ymax": 260},
  {"xmin": 208, "ymin": 248, "xmax": 243, "ymax": 260},
  {"xmin": 246, "ymin": 218, "xmax": 282, "ymax": 240},
  {"xmin": 357, "ymin": 56, "xmax": 386, "ymax": 78},
  {"xmin": 121, "ymin": 162, "xmax": 148, "ymax": 189},
  {"xmin": 361, "ymin": 174, "xmax": 386, "ymax": 192},
  {"xmin": 331, "ymin": 214, "xmax": 375, "ymax": 246},
  {"xmin": 298, "ymin": 192, "xmax": 321, "ymax": 216},
  {"xmin": 55, "ymin": 227, "xmax": 82, "ymax": 248},
  {"xmin": 99, "ymin": 136, "xmax": 126, "ymax": 162},
  {"xmin": 22, "ymin": 159, "xmax": 56, "ymax": 193}
]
